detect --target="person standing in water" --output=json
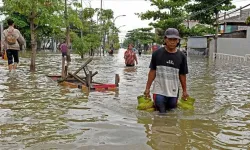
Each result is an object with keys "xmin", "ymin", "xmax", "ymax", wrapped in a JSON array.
[
  {"xmin": 124, "ymin": 43, "xmax": 138, "ymax": 67},
  {"xmin": 60, "ymin": 40, "xmax": 68, "ymax": 58},
  {"xmin": 108, "ymin": 44, "xmax": 114, "ymax": 55},
  {"xmin": 1, "ymin": 19, "xmax": 25, "ymax": 72},
  {"xmin": 144, "ymin": 28, "xmax": 189, "ymax": 113},
  {"xmin": 138, "ymin": 44, "xmax": 142, "ymax": 56}
]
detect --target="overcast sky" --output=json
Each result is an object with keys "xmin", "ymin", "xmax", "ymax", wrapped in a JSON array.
[
  {"xmin": 0, "ymin": 0, "xmax": 249, "ymax": 41},
  {"xmin": 86, "ymin": 0, "xmax": 250, "ymax": 41}
]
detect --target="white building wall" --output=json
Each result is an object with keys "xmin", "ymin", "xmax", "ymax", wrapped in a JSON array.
[{"xmin": 209, "ymin": 27, "xmax": 250, "ymax": 57}]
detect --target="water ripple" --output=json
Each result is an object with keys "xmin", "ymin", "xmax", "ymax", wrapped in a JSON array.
[{"xmin": 0, "ymin": 50, "xmax": 249, "ymax": 149}]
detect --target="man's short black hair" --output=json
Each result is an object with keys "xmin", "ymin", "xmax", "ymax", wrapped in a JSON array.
[{"xmin": 7, "ymin": 19, "xmax": 14, "ymax": 26}]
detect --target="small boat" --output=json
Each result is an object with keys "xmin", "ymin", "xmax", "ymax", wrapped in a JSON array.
[{"xmin": 47, "ymin": 57, "xmax": 119, "ymax": 91}]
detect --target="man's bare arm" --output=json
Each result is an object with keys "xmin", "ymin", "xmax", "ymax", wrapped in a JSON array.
[
  {"xmin": 179, "ymin": 74, "xmax": 189, "ymax": 100},
  {"xmin": 134, "ymin": 54, "xmax": 138, "ymax": 64},
  {"xmin": 179, "ymin": 74, "xmax": 187, "ymax": 92},
  {"xmin": 146, "ymin": 69, "xmax": 156, "ymax": 90}
]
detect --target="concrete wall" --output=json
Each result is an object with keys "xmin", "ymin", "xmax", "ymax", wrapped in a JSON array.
[
  {"xmin": 187, "ymin": 37, "xmax": 207, "ymax": 48},
  {"xmin": 209, "ymin": 27, "xmax": 250, "ymax": 57},
  {"xmin": 219, "ymin": 30, "xmax": 246, "ymax": 38}
]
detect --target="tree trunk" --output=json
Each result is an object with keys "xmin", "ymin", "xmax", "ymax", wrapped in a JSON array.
[
  {"xmin": 81, "ymin": 53, "xmax": 84, "ymax": 59},
  {"xmin": 65, "ymin": 0, "xmax": 71, "ymax": 63},
  {"xmin": 43, "ymin": 39, "xmax": 46, "ymax": 50},
  {"xmin": 30, "ymin": 18, "xmax": 36, "ymax": 72},
  {"xmin": 107, "ymin": 32, "xmax": 110, "ymax": 46},
  {"xmin": 91, "ymin": 48, "xmax": 94, "ymax": 56},
  {"xmin": 66, "ymin": 26, "xmax": 71, "ymax": 62},
  {"xmin": 37, "ymin": 40, "xmax": 41, "ymax": 51},
  {"xmin": 102, "ymin": 30, "xmax": 106, "ymax": 56},
  {"xmin": 89, "ymin": 47, "xmax": 93, "ymax": 56}
]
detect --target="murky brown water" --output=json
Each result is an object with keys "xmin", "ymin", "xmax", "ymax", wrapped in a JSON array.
[{"xmin": 0, "ymin": 49, "xmax": 250, "ymax": 150}]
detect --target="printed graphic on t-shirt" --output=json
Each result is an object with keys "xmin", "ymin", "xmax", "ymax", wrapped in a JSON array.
[{"xmin": 152, "ymin": 66, "xmax": 179, "ymax": 97}]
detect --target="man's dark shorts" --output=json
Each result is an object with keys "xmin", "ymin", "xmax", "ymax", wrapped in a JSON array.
[
  {"xmin": 62, "ymin": 52, "xmax": 67, "ymax": 57},
  {"xmin": 126, "ymin": 64, "xmax": 134, "ymax": 67},
  {"xmin": 6, "ymin": 49, "xmax": 19, "ymax": 65}
]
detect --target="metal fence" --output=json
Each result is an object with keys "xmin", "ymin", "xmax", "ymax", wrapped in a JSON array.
[{"xmin": 213, "ymin": 53, "xmax": 250, "ymax": 62}]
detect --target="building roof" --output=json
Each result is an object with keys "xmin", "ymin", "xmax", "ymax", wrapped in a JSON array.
[
  {"xmin": 188, "ymin": 34, "xmax": 215, "ymax": 38},
  {"xmin": 219, "ymin": 8, "xmax": 250, "ymax": 25}
]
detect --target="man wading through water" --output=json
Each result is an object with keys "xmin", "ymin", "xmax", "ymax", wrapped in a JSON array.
[
  {"xmin": 124, "ymin": 43, "xmax": 138, "ymax": 67},
  {"xmin": 2, "ymin": 19, "xmax": 25, "ymax": 72},
  {"xmin": 144, "ymin": 28, "xmax": 189, "ymax": 113}
]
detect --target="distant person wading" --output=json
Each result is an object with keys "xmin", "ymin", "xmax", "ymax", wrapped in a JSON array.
[
  {"xmin": 60, "ymin": 40, "xmax": 68, "ymax": 58},
  {"xmin": 1, "ymin": 19, "xmax": 25, "ymax": 72},
  {"xmin": 124, "ymin": 44, "xmax": 138, "ymax": 67}
]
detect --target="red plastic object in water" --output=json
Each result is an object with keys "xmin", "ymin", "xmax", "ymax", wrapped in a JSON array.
[{"xmin": 93, "ymin": 84, "xmax": 117, "ymax": 89}]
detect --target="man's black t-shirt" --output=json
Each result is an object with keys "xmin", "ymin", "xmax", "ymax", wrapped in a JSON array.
[{"xmin": 149, "ymin": 47, "xmax": 188, "ymax": 97}]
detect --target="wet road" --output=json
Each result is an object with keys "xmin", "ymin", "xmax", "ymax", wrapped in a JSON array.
[{"xmin": 0, "ymin": 49, "xmax": 250, "ymax": 150}]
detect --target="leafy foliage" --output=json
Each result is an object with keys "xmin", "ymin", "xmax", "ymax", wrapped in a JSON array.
[
  {"xmin": 2, "ymin": 0, "xmax": 65, "ymax": 71},
  {"xmin": 72, "ymin": 34, "xmax": 100, "ymax": 58},
  {"xmin": 188, "ymin": 24, "xmax": 216, "ymax": 36},
  {"xmin": 137, "ymin": 0, "xmax": 190, "ymax": 37},
  {"xmin": 123, "ymin": 28, "xmax": 156, "ymax": 48},
  {"xmin": 97, "ymin": 9, "xmax": 116, "ymax": 51},
  {"xmin": 185, "ymin": 0, "xmax": 235, "ymax": 25},
  {"xmin": 71, "ymin": 7, "xmax": 103, "ymax": 58},
  {"xmin": 2, "ymin": 0, "xmax": 85, "ymax": 71}
]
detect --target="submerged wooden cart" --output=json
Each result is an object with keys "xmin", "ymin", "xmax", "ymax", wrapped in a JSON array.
[{"xmin": 47, "ymin": 57, "xmax": 120, "ymax": 91}]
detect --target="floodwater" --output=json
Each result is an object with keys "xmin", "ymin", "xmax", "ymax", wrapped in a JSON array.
[{"xmin": 0, "ymin": 49, "xmax": 250, "ymax": 150}]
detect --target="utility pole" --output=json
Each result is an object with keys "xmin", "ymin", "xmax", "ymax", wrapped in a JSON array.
[
  {"xmin": 224, "ymin": 12, "xmax": 226, "ymax": 33},
  {"xmin": 214, "ymin": 11, "xmax": 219, "ymax": 59},
  {"xmin": 65, "ymin": 0, "xmax": 70, "ymax": 51},
  {"xmin": 90, "ymin": 18, "xmax": 94, "ymax": 56},
  {"xmin": 100, "ymin": 0, "xmax": 103, "ymax": 56}
]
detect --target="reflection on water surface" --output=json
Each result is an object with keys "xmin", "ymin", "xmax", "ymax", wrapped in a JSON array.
[{"xmin": 0, "ymin": 50, "xmax": 249, "ymax": 149}]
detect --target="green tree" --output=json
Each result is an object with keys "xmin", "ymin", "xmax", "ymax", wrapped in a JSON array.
[
  {"xmin": 2, "ymin": 0, "xmax": 83, "ymax": 71},
  {"xmin": 2, "ymin": 0, "xmax": 65, "ymax": 72},
  {"xmin": 109, "ymin": 30, "xmax": 120, "ymax": 50},
  {"xmin": 186, "ymin": 0, "xmax": 235, "ymax": 54},
  {"xmin": 72, "ymin": 35, "xmax": 87, "ymax": 59},
  {"xmin": 69, "ymin": 7, "xmax": 102, "ymax": 58},
  {"xmin": 72, "ymin": 33, "xmax": 100, "ymax": 59},
  {"xmin": 97, "ymin": 9, "xmax": 114, "ymax": 55},
  {"xmin": 81, "ymin": 8, "xmax": 101, "ymax": 56},
  {"xmin": 137, "ymin": 0, "xmax": 190, "ymax": 38},
  {"xmin": 185, "ymin": 0, "xmax": 235, "ymax": 25},
  {"xmin": 135, "ymin": 28, "xmax": 155, "ymax": 46},
  {"xmin": 123, "ymin": 28, "xmax": 156, "ymax": 49},
  {"xmin": 2, "ymin": 12, "xmax": 65, "ymax": 50},
  {"xmin": 189, "ymin": 24, "xmax": 216, "ymax": 36}
]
